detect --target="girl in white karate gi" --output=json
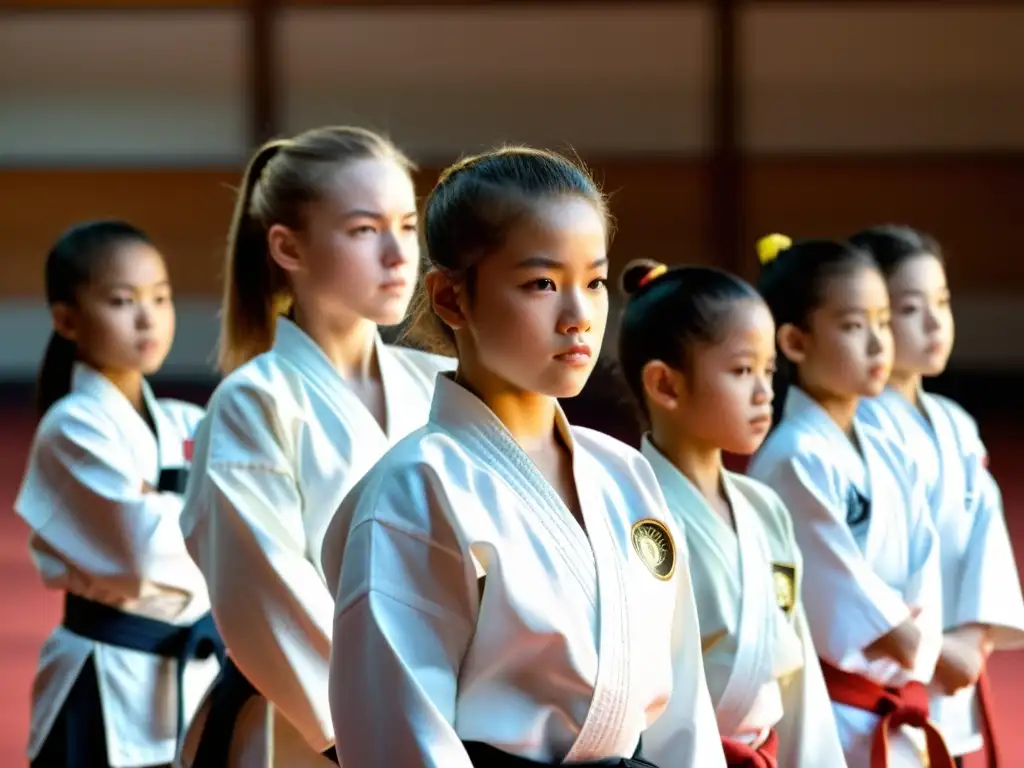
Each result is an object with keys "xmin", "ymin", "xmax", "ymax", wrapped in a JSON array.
[
  {"xmin": 851, "ymin": 225, "xmax": 1024, "ymax": 768},
  {"xmin": 616, "ymin": 259, "xmax": 846, "ymax": 767},
  {"xmin": 176, "ymin": 126, "xmax": 454, "ymax": 768},
  {"xmin": 320, "ymin": 146, "xmax": 726, "ymax": 768},
  {"xmin": 746, "ymin": 235, "xmax": 953, "ymax": 768},
  {"xmin": 16, "ymin": 220, "xmax": 222, "ymax": 768}
]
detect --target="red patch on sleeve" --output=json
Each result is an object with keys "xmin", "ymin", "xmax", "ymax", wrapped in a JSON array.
[
  {"xmin": 184, "ymin": 439, "xmax": 194, "ymax": 462},
  {"xmin": 981, "ymin": 453, "xmax": 989, "ymax": 469}
]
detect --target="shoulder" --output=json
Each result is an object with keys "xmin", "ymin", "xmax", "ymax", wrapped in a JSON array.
[
  {"xmin": 857, "ymin": 396, "xmax": 905, "ymax": 438},
  {"xmin": 927, "ymin": 392, "xmax": 980, "ymax": 436},
  {"xmin": 337, "ymin": 426, "xmax": 469, "ymax": 531},
  {"xmin": 206, "ymin": 353, "xmax": 304, "ymax": 424},
  {"xmin": 749, "ymin": 420, "xmax": 829, "ymax": 478},
  {"xmin": 571, "ymin": 426, "xmax": 654, "ymax": 479},
  {"xmin": 156, "ymin": 398, "xmax": 205, "ymax": 432},
  {"xmin": 36, "ymin": 392, "xmax": 118, "ymax": 446},
  {"xmin": 728, "ymin": 471, "xmax": 795, "ymax": 542},
  {"xmin": 386, "ymin": 344, "xmax": 458, "ymax": 380}
]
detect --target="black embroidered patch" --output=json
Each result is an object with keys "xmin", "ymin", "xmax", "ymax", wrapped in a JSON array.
[
  {"xmin": 771, "ymin": 562, "xmax": 797, "ymax": 617},
  {"xmin": 845, "ymin": 487, "xmax": 871, "ymax": 528},
  {"xmin": 630, "ymin": 519, "xmax": 676, "ymax": 581}
]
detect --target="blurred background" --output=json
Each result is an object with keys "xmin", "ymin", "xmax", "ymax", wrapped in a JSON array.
[{"xmin": 1, "ymin": 0, "xmax": 1022, "ymax": 765}]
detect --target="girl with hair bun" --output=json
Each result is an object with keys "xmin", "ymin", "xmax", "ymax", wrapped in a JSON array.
[
  {"xmin": 320, "ymin": 146, "xmax": 724, "ymax": 768},
  {"xmin": 617, "ymin": 258, "xmax": 845, "ymax": 766},
  {"xmin": 747, "ymin": 234, "xmax": 951, "ymax": 767},
  {"xmin": 853, "ymin": 225, "xmax": 1024, "ymax": 768},
  {"xmin": 178, "ymin": 125, "xmax": 455, "ymax": 768}
]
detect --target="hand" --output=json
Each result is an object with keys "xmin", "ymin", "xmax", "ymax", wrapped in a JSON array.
[
  {"xmin": 141, "ymin": 480, "xmax": 157, "ymax": 494},
  {"xmin": 934, "ymin": 625, "xmax": 992, "ymax": 695},
  {"xmin": 864, "ymin": 609, "xmax": 922, "ymax": 670}
]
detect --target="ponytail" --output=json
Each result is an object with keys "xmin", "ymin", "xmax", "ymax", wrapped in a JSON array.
[
  {"xmin": 218, "ymin": 140, "xmax": 292, "ymax": 375},
  {"xmin": 36, "ymin": 332, "xmax": 77, "ymax": 417}
]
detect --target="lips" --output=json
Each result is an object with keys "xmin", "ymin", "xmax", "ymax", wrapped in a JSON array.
[{"xmin": 554, "ymin": 344, "xmax": 592, "ymax": 365}]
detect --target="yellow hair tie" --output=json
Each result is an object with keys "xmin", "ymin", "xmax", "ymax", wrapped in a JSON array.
[
  {"xmin": 757, "ymin": 233, "xmax": 792, "ymax": 265},
  {"xmin": 639, "ymin": 263, "xmax": 668, "ymax": 287}
]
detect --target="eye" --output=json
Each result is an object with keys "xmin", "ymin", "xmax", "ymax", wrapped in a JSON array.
[
  {"xmin": 109, "ymin": 296, "xmax": 132, "ymax": 308},
  {"xmin": 402, "ymin": 222, "xmax": 418, "ymax": 233},
  {"xmin": 589, "ymin": 277, "xmax": 608, "ymax": 291},
  {"xmin": 899, "ymin": 304, "xmax": 918, "ymax": 316},
  {"xmin": 523, "ymin": 278, "xmax": 556, "ymax": 291},
  {"xmin": 350, "ymin": 225, "xmax": 377, "ymax": 236},
  {"xmin": 732, "ymin": 366, "xmax": 753, "ymax": 376}
]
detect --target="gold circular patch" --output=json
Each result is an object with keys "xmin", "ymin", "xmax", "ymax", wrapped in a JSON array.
[
  {"xmin": 771, "ymin": 562, "xmax": 796, "ymax": 616},
  {"xmin": 631, "ymin": 518, "xmax": 676, "ymax": 581}
]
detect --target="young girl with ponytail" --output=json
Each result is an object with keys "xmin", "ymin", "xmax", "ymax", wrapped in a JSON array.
[
  {"xmin": 16, "ymin": 220, "xmax": 222, "ymax": 768},
  {"xmin": 177, "ymin": 125, "xmax": 454, "ymax": 767}
]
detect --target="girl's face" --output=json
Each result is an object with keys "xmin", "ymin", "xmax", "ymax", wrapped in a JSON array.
[
  {"xmin": 887, "ymin": 254, "xmax": 953, "ymax": 378},
  {"xmin": 662, "ymin": 300, "xmax": 777, "ymax": 455},
  {"xmin": 787, "ymin": 265, "xmax": 893, "ymax": 400},
  {"xmin": 443, "ymin": 195, "xmax": 609, "ymax": 398},
  {"xmin": 57, "ymin": 242, "xmax": 175, "ymax": 376},
  {"xmin": 272, "ymin": 157, "xmax": 420, "ymax": 327}
]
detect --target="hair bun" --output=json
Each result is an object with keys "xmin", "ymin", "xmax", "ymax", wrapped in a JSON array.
[
  {"xmin": 756, "ymin": 233, "xmax": 792, "ymax": 265},
  {"xmin": 619, "ymin": 259, "xmax": 665, "ymax": 298}
]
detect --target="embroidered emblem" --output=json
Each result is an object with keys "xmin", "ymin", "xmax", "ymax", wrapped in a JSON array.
[
  {"xmin": 845, "ymin": 487, "xmax": 871, "ymax": 529},
  {"xmin": 771, "ymin": 562, "xmax": 797, "ymax": 617},
  {"xmin": 631, "ymin": 518, "xmax": 675, "ymax": 581}
]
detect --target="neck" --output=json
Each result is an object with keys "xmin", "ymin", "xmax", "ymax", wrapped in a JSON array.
[
  {"xmin": 455, "ymin": 355, "xmax": 559, "ymax": 452},
  {"xmin": 649, "ymin": 422, "xmax": 723, "ymax": 503},
  {"xmin": 292, "ymin": 303, "xmax": 378, "ymax": 381},
  {"xmin": 887, "ymin": 370, "xmax": 922, "ymax": 406},
  {"xmin": 800, "ymin": 381, "xmax": 859, "ymax": 434}
]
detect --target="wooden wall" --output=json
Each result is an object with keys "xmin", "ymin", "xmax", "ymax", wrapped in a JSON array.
[
  {"xmin": 2, "ymin": 1, "xmax": 1023, "ymax": 374},
  {"xmin": 3, "ymin": 157, "xmax": 1021, "ymax": 297}
]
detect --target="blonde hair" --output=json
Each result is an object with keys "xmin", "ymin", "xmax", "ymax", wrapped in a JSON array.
[{"xmin": 218, "ymin": 126, "xmax": 414, "ymax": 374}]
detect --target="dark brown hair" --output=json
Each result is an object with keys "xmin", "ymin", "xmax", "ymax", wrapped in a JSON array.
[
  {"xmin": 849, "ymin": 225, "xmax": 943, "ymax": 278},
  {"xmin": 617, "ymin": 259, "xmax": 762, "ymax": 416},
  {"xmin": 37, "ymin": 220, "xmax": 153, "ymax": 416},
  {"xmin": 219, "ymin": 126, "xmax": 414, "ymax": 374},
  {"xmin": 405, "ymin": 146, "xmax": 609, "ymax": 356}
]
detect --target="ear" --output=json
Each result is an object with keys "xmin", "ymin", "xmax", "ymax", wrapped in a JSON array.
[
  {"xmin": 776, "ymin": 322, "xmax": 807, "ymax": 366},
  {"xmin": 425, "ymin": 269, "xmax": 468, "ymax": 333},
  {"xmin": 267, "ymin": 223, "xmax": 304, "ymax": 275},
  {"xmin": 51, "ymin": 303, "xmax": 78, "ymax": 343},
  {"xmin": 640, "ymin": 360, "xmax": 686, "ymax": 413}
]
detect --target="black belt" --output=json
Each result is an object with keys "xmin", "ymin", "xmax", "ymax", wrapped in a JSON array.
[
  {"xmin": 463, "ymin": 738, "xmax": 656, "ymax": 767},
  {"xmin": 62, "ymin": 593, "xmax": 225, "ymax": 739},
  {"xmin": 192, "ymin": 658, "xmax": 339, "ymax": 767}
]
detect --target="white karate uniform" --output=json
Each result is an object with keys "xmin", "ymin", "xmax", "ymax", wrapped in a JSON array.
[
  {"xmin": 747, "ymin": 387, "xmax": 944, "ymax": 768},
  {"xmin": 860, "ymin": 388, "xmax": 1024, "ymax": 756},
  {"xmin": 642, "ymin": 437, "xmax": 847, "ymax": 767},
  {"xmin": 321, "ymin": 373, "xmax": 726, "ymax": 768},
  {"xmin": 15, "ymin": 362, "xmax": 218, "ymax": 768},
  {"xmin": 177, "ymin": 317, "xmax": 453, "ymax": 767}
]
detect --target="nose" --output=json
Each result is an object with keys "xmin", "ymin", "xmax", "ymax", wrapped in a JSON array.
[
  {"xmin": 556, "ymin": 286, "xmax": 593, "ymax": 336},
  {"xmin": 136, "ymin": 302, "xmax": 155, "ymax": 330},
  {"xmin": 924, "ymin": 306, "xmax": 941, "ymax": 332},
  {"xmin": 381, "ymin": 227, "xmax": 413, "ymax": 269},
  {"xmin": 753, "ymin": 373, "xmax": 774, "ymax": 405}
]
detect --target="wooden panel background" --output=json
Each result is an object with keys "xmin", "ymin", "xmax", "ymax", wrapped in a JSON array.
[{"xmin": 2, "ymin": 157, "xmax": 1020, "ymax": 298}]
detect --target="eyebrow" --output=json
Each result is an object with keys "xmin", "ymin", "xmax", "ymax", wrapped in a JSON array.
[
  {"xmin": 342, "ymin": 209, "xmax": 417, "ymax": 220},
  {"xmin": 103, "ymin": 280, "xmax": 171, "ymax": 291},
  {"xmin": 894, "ymin": 288, "xmax": 948, "ymax": 298},
  {"xmin": 515, "ymin": 256, "xmax": 609, "ymax": 270}
]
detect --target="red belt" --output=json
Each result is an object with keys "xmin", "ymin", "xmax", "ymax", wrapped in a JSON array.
[
  {"xmin": 976, "ymin": 670, "xmax": 1001, "ymax": 768},
  {"xmin": 820, "ymin": 660, "xmax": 954, "ymax": 768},
  {"xmin": 721, "ymin": 728, "xmax": 778, "ymax": 768}
]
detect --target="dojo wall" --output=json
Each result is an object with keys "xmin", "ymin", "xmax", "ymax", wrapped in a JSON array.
[{"xmin": 2, "ymin": 2, "xmax": 1023, "ymax": 380}]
